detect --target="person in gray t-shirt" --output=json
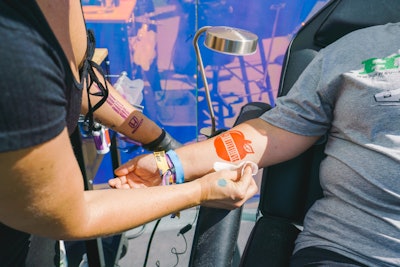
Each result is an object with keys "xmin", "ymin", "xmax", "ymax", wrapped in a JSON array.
[
  {"xmin": 113, "ymin": 23, "xmax": 400, "ymax": 266},
  {"xmin": 262, "ymin": 23, "xmax": 400, "ymax": 267}
]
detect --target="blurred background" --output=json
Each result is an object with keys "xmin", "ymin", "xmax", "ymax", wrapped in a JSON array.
[
  {"xmin": 81, "ymin": 0, "xmax": 327, "ymax": 185},
  {"xmin": 67, "ymin": 1, "xmax": 329, "ymax": 266}
]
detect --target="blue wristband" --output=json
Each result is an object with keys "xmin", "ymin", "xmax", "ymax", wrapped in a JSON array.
[{"xmin": 166, "ymin": 150, "xmax": 185, "ymax": 184}]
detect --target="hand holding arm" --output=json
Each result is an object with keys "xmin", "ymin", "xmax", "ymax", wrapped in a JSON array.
[
  {"xmin": 197, "ymin": 163, "xmax": 258, "ymax": 210},
  {"xmin": 109, "ymin": 118, "xmax": 321, "ymax": 188},
  {"xmin": 0, "ymin": 129, "xmax": 256, "ymax": 240},
  {"xmin": 109, "ymin": 153, "xmax": 161, "ymax": 189}
]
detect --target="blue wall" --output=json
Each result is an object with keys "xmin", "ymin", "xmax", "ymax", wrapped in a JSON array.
[{"xmin": 83, "ymin": 0, "xmax": 325, "ymax": 184}]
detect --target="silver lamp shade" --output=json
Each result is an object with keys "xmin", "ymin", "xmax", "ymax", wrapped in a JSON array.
[
  {"xmin": 193, "ymin": 26, "xmax": 258, "ymax": 134},
  {"xmin": 204, "ymin": 26, "xmax": 258, "ymax": 56}
]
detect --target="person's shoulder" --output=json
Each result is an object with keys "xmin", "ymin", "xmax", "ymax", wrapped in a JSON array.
[
  {"xmin": 0, "ymin": 11, "xmax": 50, "ymax": 63},
  {"xmin": 343, "ymin": 22, "xmax": 400, "ymax": 41},
  {"xmin": 321, "ymin": 22, "xmax": 400, "ymax": 53},
  {"xmin": 357, "ymin": 22, "xmax": 400, "ymax": 34}
]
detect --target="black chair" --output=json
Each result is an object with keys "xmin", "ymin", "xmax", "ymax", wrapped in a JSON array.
[{"xmin": 189, "ymin": 1, "xmax": 400, "ymax": 266}]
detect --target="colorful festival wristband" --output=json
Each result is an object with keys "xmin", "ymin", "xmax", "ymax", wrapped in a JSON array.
[
  {"xmin": 166, "ymin": 150, "xmax": 184, "ymax": 184},
  {"xmin": 153, "ymin": 151, "xmax": 170, "ymax": 177},
  {"xmin": 153, "ymin": 150, "xmax": 182, "ymax": 218},
  {"xmin": 153, "ymin": 150, "xmax": 177, "ymax": 186}
]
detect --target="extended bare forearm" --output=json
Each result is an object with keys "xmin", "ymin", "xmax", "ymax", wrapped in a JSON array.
[
  {"xmin": 80, "ymin": 70, "xmax": 162, "ymax": 145},
  {"xmin": 0, "ymin": 129, "xmax": 200, "ymax": 240},
  {"xmin": 178, "ymin": 118, "xmax": 320, "ymax": 181},
  {"xmin": 0, "ymin": 125, "xmax": 256, "ymax": 241}
]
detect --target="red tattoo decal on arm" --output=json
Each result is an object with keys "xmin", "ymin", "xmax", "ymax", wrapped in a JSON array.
[{"xmin": 214, "ymin": 130, "xmax": 254, "ymax": 162}]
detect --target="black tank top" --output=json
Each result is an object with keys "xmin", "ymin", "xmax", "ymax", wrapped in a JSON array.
[{"xmin": 0, "ymin": 0, "xmax": 102, "ymax": 152}]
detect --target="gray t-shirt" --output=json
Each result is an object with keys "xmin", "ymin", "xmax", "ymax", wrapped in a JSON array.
[{"xmin": 261, "ymin": 23, "xmax": 400, "ymax": 266}]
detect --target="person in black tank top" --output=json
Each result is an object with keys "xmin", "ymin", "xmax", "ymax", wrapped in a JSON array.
[
  {"xmin": 0, "ymin": 0, "xmax": 178, "ymax": 265},
  {"xmin": 0, "ymin": 1, "xmax": 259, "ymax": 266}
]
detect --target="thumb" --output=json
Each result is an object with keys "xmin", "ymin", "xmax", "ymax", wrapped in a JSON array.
[
  {"xmin": 237, "ymin": 165, "xmax": 254, "ymax": 185},
  {"xmin": 114, "ymin": 162, "xmax": 130, "ymax": 176},
  {"xmin": 240, "ymin": 162, "xmax": 258, "ymax": 176},
  {"xmin": 239, "ymin": 164, "xmax": 259, "ymax": 194}
]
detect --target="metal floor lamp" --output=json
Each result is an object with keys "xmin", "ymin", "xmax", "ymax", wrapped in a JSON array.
[{"xmin": 193, "ymin": 26, "xmax": 258, "ymax": 135}]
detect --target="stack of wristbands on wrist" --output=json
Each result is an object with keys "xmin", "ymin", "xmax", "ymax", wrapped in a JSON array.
[
  {"xmin": 153, "ymin": 150, "xmax": 184, "ymax": 186},
  {"xmin": 153, "ymin": 150, "xmax": 184, "ymax": 218},
  {"xmin": 144, "ymin": 129, "xmax": 184, "ymax": 218}
]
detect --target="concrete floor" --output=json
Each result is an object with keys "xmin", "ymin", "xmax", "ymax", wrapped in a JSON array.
[{"xmin": 116, "ymin": 171, "xmax": 263, "ymax": 267}]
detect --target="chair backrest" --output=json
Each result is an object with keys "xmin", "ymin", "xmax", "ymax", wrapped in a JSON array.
[{"xmin": 240, "ymin": 1, "xmax": 400, "ymax": 266}]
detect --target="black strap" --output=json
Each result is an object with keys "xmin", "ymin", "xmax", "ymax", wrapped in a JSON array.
[
  {"xmin": 142, "ymin": 129, "xmax": 166, "ymax": 151},
  {"xmin": 82, "ymin": 30, "xmax": 109, "ymax": 131}
]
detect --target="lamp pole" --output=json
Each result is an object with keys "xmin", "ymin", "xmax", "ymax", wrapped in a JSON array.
[
  {"xmin": 193, "ymin": 26, "xmax": 216, "ymax": 135},
  {"xmin": 193, "ymin": 26, "xmax": 258, "ymax": 136}
]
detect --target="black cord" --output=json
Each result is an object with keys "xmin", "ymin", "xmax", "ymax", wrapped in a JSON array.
[
  {"xmin": 154, "ymin": 227, "xmax": 190, "ymax": 267},
  {"xmin": 170, "ymin": 231, "xmax": 189, "ymax": 267},
  {"xmin": 83, "ymin": 30, "xmax": 110, "ymax": 132},
  {"xmin": 166, "ymin": 207, "xmax": 199, "ymax": 267},
  {"xmin": 144, "ymin": 207, "xmax": 199, "ymax": 267},
  {"xmin": 168, "ymin": 208, "xmax": 199, "ymax": 267},
  {"xmin": 143, "ymin": 218, "xmax": 162, "ymax": 267}
]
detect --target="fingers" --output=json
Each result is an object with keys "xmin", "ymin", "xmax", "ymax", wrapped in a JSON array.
[
  {"xmin": 242, "ymin": 165, "xmax": 259, "ymax": 197},
  {"xmin": 108, "ymin": 177, "xmax": 119, "ymax": 188},
  {"xmin": 114, "ymin": 155, "xmax": 144, "ymax": 176},
  {"xmin": 228, "ymin": 166, "xmax": 258, "ymax": 207},
  {"xmin": 108, "ymin": 176, "xmax": 127, "ymax": 189},
  {"xmin": 114, "ymin": 154, "xmax": 155, "ymax": 177},
  {"xmin": 240, "ymin": 165, "xmax": 258, "ymax": 190},
  {"xmin": 199, "ymin": 165, "xmax": 259, "ymax": 210},
  {"xmin": 114, "ymin": 161, "xmax": 131, "ymax": 176},
  {"xmin": 109, "ymin": 172, "xmax": 162, "ymax": 189}
]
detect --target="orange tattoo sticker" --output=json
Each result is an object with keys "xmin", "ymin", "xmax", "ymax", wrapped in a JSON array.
[{"xmin": 214, "ymin": 130, "xmax": 254, "ymax": 162}]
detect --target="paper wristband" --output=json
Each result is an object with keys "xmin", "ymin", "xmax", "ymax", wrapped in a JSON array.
[
  {"xmin": 153, "ymin": 151, "xmax": 170, "ymax": 176},
  {"xmin": 166, "ymin": 150, "xmax": 184, "ymax": 184}
]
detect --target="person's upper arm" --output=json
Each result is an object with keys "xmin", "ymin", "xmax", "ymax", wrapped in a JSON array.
[
  {"xmin": 237, "ymin": 118, "xmax": 321, "ymax": 167},
  {"xmin": 0, "ymin": 22, "xmax": 68, "ymax": 151},
  {"xmin": 0, "ymin": 19, "xmax": 87, "ymax": 236},
  {"xmin": 260, "ymin": 52, "xmax": 333, "ymax": 140},
  {"xmin": 0, "ymin": 128, "xmax": 88, "ymax": 237}
]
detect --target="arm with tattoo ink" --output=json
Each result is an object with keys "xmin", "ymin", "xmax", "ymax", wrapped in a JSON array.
[
  {"xmin": 0, "ymin": 0, "xmax": 254, "ymax": 247},
  {"xmin": 109, "ymin": 118, "xmax": 320, "ymax": 188},
  {"xmin": 81, "ymin": 68, "xmax": 180, "ymax": 151}
]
